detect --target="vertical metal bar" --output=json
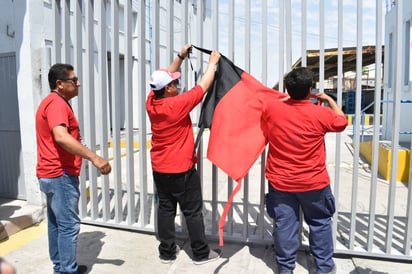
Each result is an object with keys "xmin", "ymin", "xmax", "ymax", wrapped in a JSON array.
[
  {"xmin": 151, "ymin": 0, "xmax": 160, "ymax": 71},
  {"xmin": 386, "ymin": 0, "xmax": 403, "ymax": 253},
  {"xmin": 137, "ymin": 0, "xmax": 148, "ymax": 227},
  {"xmin": 333, "ymin": 0, "xmax": 343, "ymax": 248},
  {"xmin": 219, "ymin": 0, "xmax": 234, "ymax": 234},
  {"xmin": 151, "ymin": 0, "xmax": 159, "ymax": 232},
  {"xmin": 211, "ymin": 166, "xmax": 218, "ymax": 235},
  {"xmin": 242, "ymin": 0, "xmax": 251, "ymax": 239},
  {"xmin": 228, "ymin": 0, "xmax": 234, "ymax": 61},
  {"xmin": 227, "ymin": 177, "xmax": 233, "ymax": 235},
  {"xmin": 258, "ymin": 150, "xmax": 266, "ymax": 239},
  {"xmin": 349, "ymin": 0, "xmax": 363, "ymax": 250},
  {"xmin": 84, "ymin": 0, "xmax": 98, "ymax": 220},
  {"xmin": 278, "ymin": 0, "xmax": 284, "ymax": 92},
  {"xmin": 72, "ymin": 0, "xmax": 83, "ymax": 143},
  {"xmin": 336, "ymin": 0, "xmax": 343, "ymax": 119},
  {"xmin": 301, "ymin": 0, "xmax": 307, "ymax": 67},
  {"xmin": 210, "ymin": 0, "xmax": 219, "ymax": 236},
  {"xmin": 74, "ymin": 0, "xmax": 87, "ymax": 219},
  {"xmin": 52, "ymin": 0, "xmax": 61, "ymax": 63},
  {"xmin": 181, "ymin": 0, "xmax": 189, "ymax": 91},
  {"xmin": 212, "ymin": 0, "xmax": 218, "ymax": 49},
  {"xmin": 61, "ymin": 0, "xmax": 70, "ymax": 63},
  {"xmin": 285, "ymin": 0, "xmax": 291, "ymax": 70},
  {"xmin": 179, "ymin": 1, "xmax": 190, "ymax": 233},
  {"xmin": 196, "ymin": 1, "xmax": 204, "ymax": 53},
  {"xmin": 319, "ymin": 0, "xmax": 324, "ymax": 93},
  {"xmin": 111, "ymin": 0, "xmax": 122, "ymax": 224},
  {"xmin": 96, "ymin": 0, "xmax": 110, "ymax": 222},
  {"xmin": 405, "ymin": 133, "xmax": 412, "ymax": 255},
  {"xmin": 262, "ymin": 0, "xmax": 267, "ymax": 84},
  {"xmin": 243, "ymin": 174, "xmax": 249, "ymax": 239},
  {"xmin": 367, "ymin": 0, "xmax": 383, "ymax": 251},
  {"xmin": 245, "ymin": 0, "xmax": 250, "ymax": 71},
  {"xmin": 124, "ymin": 0, "xmax": 135, "ymax": 225},
  {"xmin": 166, "ymin": 1, "xmax": 173, "ymax": 63},
  {"xmin": 189, "ymin": 0, "xmax": 201, "ymax": 204},
  {"xmin": 258, "ymin": 0, "xmax": 268, "ymax": 240}
]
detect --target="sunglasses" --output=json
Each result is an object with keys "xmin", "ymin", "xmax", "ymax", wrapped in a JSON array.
[{"xmin": 62, "ymin": 77, "xmax": 79, "ymax": 84}]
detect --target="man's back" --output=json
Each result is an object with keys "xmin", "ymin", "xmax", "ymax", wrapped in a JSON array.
[
  {"xmin": 263, "ymin": 98, "xmax": 347, "ymax": 192},
  {"xmin": 146, "ymin": 85, "xmax": 204, "ymax": 173}
]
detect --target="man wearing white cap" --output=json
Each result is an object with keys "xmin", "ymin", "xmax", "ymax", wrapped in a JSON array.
[{"xmin": 146, "ymin": 44, "xmax": 221, "ymax": 265}]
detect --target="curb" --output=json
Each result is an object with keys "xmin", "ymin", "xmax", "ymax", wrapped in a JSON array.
[{"xmin": 0, "ymin": 199, "xmax": 44, "ymax": 241}]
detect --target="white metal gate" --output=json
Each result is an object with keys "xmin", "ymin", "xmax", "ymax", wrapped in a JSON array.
[{"xmin": 47, "ymin": 0, "xmax": 412, "ymax": 261}]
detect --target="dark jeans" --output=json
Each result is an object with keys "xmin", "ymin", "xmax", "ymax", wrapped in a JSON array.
[
  {"xmin": 266, "ymin": 183, "xmax": 336, "ymax": 273},
  {"xmin": 153, "ymin": 167, "xmax": 210, "ymax": 260}
]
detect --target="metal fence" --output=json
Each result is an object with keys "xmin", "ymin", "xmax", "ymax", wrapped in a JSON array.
[{"xmin": 48, "ymin": 0, "xmax": 412, "ymax": 261}]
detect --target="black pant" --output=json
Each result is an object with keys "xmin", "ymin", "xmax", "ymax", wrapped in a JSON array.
[{"xmin": 153, "ymin": 167, "xmax": 210, "ymax": 260}]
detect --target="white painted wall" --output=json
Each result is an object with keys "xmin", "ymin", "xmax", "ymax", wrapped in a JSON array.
[
  {"xmin": 0, "ymin": 0, "xmax": 49, "ymax": 204},
  {"xmin": 384, "ymin": 4, "xmax": 412, "ymax": 143}
]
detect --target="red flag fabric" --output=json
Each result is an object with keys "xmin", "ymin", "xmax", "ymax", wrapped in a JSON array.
[
  {"xmin": 207, "ymin": 71, "xmax": 286, "ymax": 182},
  {"xmin": 191, "ymin": 50, "xmax": 286, "ymax": 245}
]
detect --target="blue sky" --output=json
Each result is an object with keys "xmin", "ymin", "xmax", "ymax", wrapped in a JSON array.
[{"xmin": 201, "ymin": 0, "xmax": 386, "ymax": 86}]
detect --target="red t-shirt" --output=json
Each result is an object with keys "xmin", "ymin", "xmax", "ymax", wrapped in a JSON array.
[
  {"xmin": 36, "ymin": 92, "xmax": 82, "ymax": 177},
  {"xmin": 262, "ymin": 99, "xmax": 347, "ymax": 192},
  {"xmin": 146, "ymin": 85, "xmax": 204, "ymax": 173}
]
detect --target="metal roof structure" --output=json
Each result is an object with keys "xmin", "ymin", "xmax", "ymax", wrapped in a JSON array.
[{"xmin": 291, "ymin": 45, "xmax": 385, "ymax": 82}]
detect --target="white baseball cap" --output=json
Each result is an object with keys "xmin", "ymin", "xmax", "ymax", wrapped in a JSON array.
[{"xmin": 149, "ymin": 69, "xmax": 181, "ymax": 90}]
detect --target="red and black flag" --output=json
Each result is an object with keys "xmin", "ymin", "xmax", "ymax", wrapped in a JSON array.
[{"xmin": 193, "ymin": 46, "xmax": 287, "ymax": 245}]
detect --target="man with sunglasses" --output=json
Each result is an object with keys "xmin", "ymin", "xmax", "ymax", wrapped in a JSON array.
[
  {"xmin": 146, "ymin": 44, "xmax": 221, "ymax": 265},
  {"xmin": 35, "ymin": 63, "xmax": 112, "ymax": 274}
]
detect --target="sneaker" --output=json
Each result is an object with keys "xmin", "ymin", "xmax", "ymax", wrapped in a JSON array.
[
  {"xmin": 159, "ymin": 245, "xmax": 180, "ymax": 264},
  {"xmin": 317, "ymin": 264, "xmax": 336, "ymax": 274},
  {"xmin": 193, "ymin": 249, "xmax": 221, "ymax": 265},
  {"xmin": 77, "ymin": 265, "xmax": 88, "ymax": 274}
]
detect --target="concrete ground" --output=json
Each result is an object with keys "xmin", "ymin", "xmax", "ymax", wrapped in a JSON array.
[
  {"xmin": 1, "ymin": 126, "xmax": 412, "ymax": 273},
  {"xmin": 1, "ymin": 206, "xmax": 412, "ymax": 273}
]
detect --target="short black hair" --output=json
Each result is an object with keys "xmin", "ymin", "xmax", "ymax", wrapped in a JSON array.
[
  {"xmin": 48, "ymin": 63, "xmax": 74, "ymax": 90},
  {"xmin": 284, "ymin": 67, "xmax": 313, "ymax": 100},
  {"xmin": 154, "ymin": 88, "xmax": 165, "ymax": 99}
]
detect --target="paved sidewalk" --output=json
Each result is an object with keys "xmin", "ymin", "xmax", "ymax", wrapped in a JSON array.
[
  {"xmin": 2, "ymin": 222, "xmax": 412, "ymax": 274},
  {"xmin": 2, "ymin": 127, "xmax": 412, "ymax": 273}
]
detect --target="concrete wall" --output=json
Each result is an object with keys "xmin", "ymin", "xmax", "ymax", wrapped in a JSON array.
[
  {"xmin": 18, "ymin": 0, "xmax": 49, "ymax": 205},
  {"xmin": 0, "ymin": 0, "xmax": 47, "ymax": 205}
]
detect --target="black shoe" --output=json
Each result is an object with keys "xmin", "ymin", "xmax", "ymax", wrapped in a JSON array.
[
  {"xmin": 193, "ymin": 249, "xmax": 221, "ymax": 265},
  {"xmin": 77, "ymin": 265, "xmax": 88, "ymax": 274},
  {"xmin": 159, "ymin": 245, "xmax": 181, "ymax": 264}
]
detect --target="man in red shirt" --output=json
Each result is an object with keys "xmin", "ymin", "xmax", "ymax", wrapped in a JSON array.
[
  {"xmin": 146, "ymin": 45, "xmax": 221, "ymax": 264},
  {"xmin": 36, "ymin": 63, "xmax": 111, "ymax": 274},
  {"xmin": 262, "ymin": 67, "xmax": 347, "ymax": 274}
]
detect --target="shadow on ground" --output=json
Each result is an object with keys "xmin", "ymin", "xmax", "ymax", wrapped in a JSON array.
[{"xmin": 77, "ymin": 231, "xmax": 125, "ymax": 273}]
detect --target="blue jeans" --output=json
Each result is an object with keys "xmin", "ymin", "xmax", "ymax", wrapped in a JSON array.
[
  {"xmin": 266, "ymin": 184, "xmax": 336, "ymax": 273},
  {"xmin": 39, "ymin": 175, "xmax": 81, "ymax": 274}
]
